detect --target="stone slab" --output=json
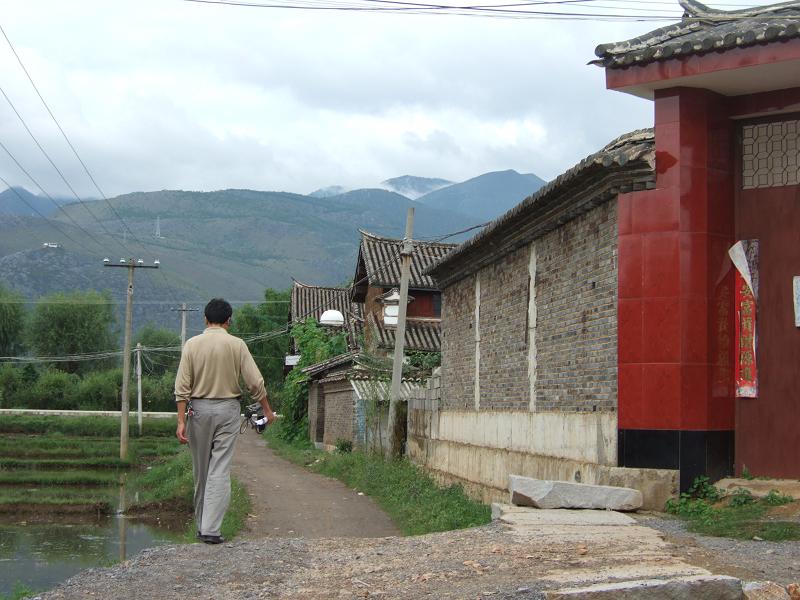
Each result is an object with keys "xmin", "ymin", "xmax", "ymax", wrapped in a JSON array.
[
  {"xmin": 510, "ymin": 475, "xmax": 643, "ymax": 511},
  {"xmin": 743, "ymin": 581, "xmax": 791, "ymax": 600},
  {"xmin": 545, "ymin": 575, "xmax": 743, "ymax": 599},
  {"xmin": 492, "ymin": 503, "xmax": 636, "ymax": 526}
]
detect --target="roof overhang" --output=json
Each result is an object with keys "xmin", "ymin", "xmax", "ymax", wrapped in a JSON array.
[{"xmin": 607, "ymin": 37, "xmax": 800, "ymax": 99}]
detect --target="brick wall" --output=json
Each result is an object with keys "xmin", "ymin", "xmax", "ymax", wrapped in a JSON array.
[
  {"xmin": 440, "ymin": 274, "xmax": 476, "ymax": 410},
  {"xmin": 479, "ymin": 246, "xmax": 531, "ymax": 410},
  {"xmin": 439, "ymin": 199, "xmax": 617, "ymax": 413},
  {"xmin": 534, "ymin": 199, "xmax": 617, "ymax": 412},
  {"xmin": 322, "ymin": 380, "xmax": 356, "ymax": 445}
]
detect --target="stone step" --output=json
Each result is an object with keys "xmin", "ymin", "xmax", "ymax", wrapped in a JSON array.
[
  {"xmin": 545, "ymin": 575, "xmax": 743, "ymax": 599},
  {"xmin": 509, "ymin": 475, "xmax": 643, "ymax": 511}
]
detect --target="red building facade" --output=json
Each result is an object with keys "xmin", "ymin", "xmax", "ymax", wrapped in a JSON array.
[{"xmin": 595, "ymin": 0, "xmax": 800, "ymax": 488}]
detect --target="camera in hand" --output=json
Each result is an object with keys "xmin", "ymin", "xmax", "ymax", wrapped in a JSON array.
[{"xmin": 244, "ymin": 402, "xmax": 268, "ymax": 434}]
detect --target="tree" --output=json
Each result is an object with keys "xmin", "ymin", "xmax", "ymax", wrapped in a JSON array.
[
  {"xmin": 0, "ymin": 282, "xmax": 25, "ymax": 356},
  {"xmin": 229, "ymin": 288, "xmax": 291, "ymax": 391},
  {"xmin": 26, "ymin": 290, "xmax": 117, "ymax": 374},
  {"xmin": 133, "ymin": 324, "xmax": 181, "ymax": 376}
]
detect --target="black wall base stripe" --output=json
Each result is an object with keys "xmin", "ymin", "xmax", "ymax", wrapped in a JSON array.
[{"xmin": 618, "ymin": 429, "xmax": 735, "ymax": 493}]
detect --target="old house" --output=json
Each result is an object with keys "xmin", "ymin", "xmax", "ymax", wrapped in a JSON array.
[
  {"xmin": 351, "ymin": 230, "xmax": 454, "ymax": 355},
  {"xmin": 301, "ymin": 231, "xmax": 453, "ymax": 449},
  {"xmin": 409, "ymin": 0, "xmax": 800, "ymax": 508},
  {"xmin": 285, "ymin": 279, "xmax": 361, "ymax": 369}
]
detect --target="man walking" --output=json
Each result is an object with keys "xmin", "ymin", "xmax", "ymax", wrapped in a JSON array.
[{"xmin": 174, "ymin": 298, "xmax": 276, "ymax": 544}]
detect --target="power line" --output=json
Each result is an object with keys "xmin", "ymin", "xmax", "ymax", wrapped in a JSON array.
[
  {"xmin": 0, "ymin": 175, "xmax": 91, "ymax": 252},
  {"xmin": 0, "ymin": 136, "xmax": 108, "ymax": 253},
  {"xmin": 0, "ymin": 83, "xmax": 136, "ymax": 257},
  {"xmin": 0, "ymin": 23, "xmax": 183, "ymax": 304}
]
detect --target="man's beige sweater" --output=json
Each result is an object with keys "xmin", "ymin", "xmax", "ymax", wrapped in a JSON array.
[{"xmin": 174, "ymin": 327, "xmax": 267, "ymax": 403}]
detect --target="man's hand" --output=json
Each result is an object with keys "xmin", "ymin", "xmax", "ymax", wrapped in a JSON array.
[
  {"xmin": 265, "ymin": 410, "xmax": 277, "ymax": 425},
  {"xmin": 176, "ymin": 421, "xmax": 188, "ymax": 444}
]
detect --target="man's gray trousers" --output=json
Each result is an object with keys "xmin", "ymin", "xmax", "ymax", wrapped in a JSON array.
[{"xmin": 187, "ymin": 398, "xmax": 240, "ymax": 536}]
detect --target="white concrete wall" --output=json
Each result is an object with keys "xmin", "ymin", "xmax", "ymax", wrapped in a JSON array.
[{"xmin": 435, "ymin": 410, "xmax": 617, "ymax": 466}]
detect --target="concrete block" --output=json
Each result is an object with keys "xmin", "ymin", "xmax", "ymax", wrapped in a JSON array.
[
  {"xmin": 510, "ymin": 475, "xmax": 642, "ymax": 511},
  {"xmin": 546, "ymin": 575, "xmax": 743, "ymax": 599},
  {"xmin": 491, "ymin": 503, "xmax": 636, "ymax": 526},
  {"xmin": 743, "ymin": 582, "xmax": 791, "ymax": 600}
]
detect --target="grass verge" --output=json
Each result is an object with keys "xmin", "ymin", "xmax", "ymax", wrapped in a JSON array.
[
  {"xmin": 0, "ymin": 583, "xmax": 35, "ymax": 600},
  {"xmin": 0, "ymin": 457, "xmax": 131, "ymax": 470},
  {"xmin": 127, "ymin": 448, "xmax": 251, "ymax": 541},
  {"xmin": 266, "ymin": 428, "xmax": 490, "ymax": 536},
  {"xmin": 666, "ymin": 480, "xmax": 800, "ymax": 541}
]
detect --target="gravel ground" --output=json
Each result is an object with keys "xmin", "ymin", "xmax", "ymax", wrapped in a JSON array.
[
  {"xmin": 635, "ymin": 513, "xmax": 800, "ymax": 586},
  {"xmin": 35, "ymin": 513, "xmax": 709, "ymax": 600}
]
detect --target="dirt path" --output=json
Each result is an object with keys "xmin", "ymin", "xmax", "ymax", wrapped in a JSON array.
[
  {"xmin": 38, "ymin": 506, "xmax": 719, "ymax": 600},
  {"xmin": 231, "ymin": 431, "xmax": 399, "ymax": 540}
]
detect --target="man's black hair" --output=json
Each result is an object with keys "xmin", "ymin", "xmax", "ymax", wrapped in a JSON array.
[{"xmin": 205, "ymin": 298, "xmax": 233, "ymax": 325}]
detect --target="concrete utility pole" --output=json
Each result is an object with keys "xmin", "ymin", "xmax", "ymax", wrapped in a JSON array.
[
  {"xmin": 387, "ymin": 207, "xmax": 414, "ymax": 458},
  {"xmin": 104, "ymin": 257, "xmax": 159, "ymax": 460},
  {"xmin": 136, "ymin": 343, "xmax": 143, "ymax": 437},
  {"xmin": 172, "ymin": 303, "xmax": 199, "ymax": 348}
]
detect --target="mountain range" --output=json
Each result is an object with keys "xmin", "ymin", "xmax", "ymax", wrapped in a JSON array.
[{"xmin": 0, "ymin": 169, "xmax": 545, "ymax": 332}]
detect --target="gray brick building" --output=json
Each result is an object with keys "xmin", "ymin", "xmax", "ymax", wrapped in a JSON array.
[{"xmin": 407, "ymin": 130, "xmax": 680, "ymax": 509}]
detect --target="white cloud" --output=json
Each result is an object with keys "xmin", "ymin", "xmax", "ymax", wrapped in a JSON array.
[{"xmin": 1, "ymin": 0, "xmax": 772, "ymax": 197}]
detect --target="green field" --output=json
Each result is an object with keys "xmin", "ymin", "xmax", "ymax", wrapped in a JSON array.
[
  {"xmin": 0, "ymin": 416, "xmax": 179, "ymax": 514},
  {"xmin": 0, "ymin": 415, "xmax": 250, "ymax": 539}
]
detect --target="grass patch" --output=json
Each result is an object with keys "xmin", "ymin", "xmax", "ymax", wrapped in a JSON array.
[
  {"xmin": 0, "ymin": 470, "xmax": 121, "ymax": 486},
  {"xmin": 666, "ymin": 480, "xmax": 800, "ymax": 541},
  {"xmin": 128, "ymin": 450, "xmax": 194, "ymax": 509},
  {"xmin": 0, "ymin": 457, "xmax": 131, "ymax": 470},
  {"xmin": 0, "ymin": 415, "xmax": 176, "ymax": 437},
  {"xmin": 0, "ymin": 583, "xmax": 36, "ymax": 600},
  {"xmin": 266, "ymin": 429, "xmax": 490, "ymax": 536},
  {"xmin": 128, "ymin": 448, "xmax": 251, "ymax": 541},
  {"xmin": 0, "ymin": 436, "xmax": 177, "ymax": 459},
  {"xmin": 0, "ymin": 486, "xmax": 115, "ymax": 506}
]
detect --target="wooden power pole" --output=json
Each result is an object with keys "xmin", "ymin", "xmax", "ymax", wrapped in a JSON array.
[
  {"xmin": 172, "ymin": 303, "xmax": 199, "ymax": 348},
  {"xmin": 136, "ymin": 342, "xmax": 143, "ymax": 437},
  {"xmin": 387, "ymin": 207, "xmax": 414, "ymax": 458},
  {"xmin": 104, "ymin": 257, "xmax": 159, "ymax": 459}
]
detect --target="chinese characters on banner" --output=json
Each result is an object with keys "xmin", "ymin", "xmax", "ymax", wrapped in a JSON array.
[{"xmin": 728, "ymin": 240, "xmax": 759, "ymax": 398}]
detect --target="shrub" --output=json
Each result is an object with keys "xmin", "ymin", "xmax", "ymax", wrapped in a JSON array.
[
  {"xmin": 728, "ymin": 488, "xmax": 755, "ymax": 507},
  {"xmin": 0, "ymin": 363, "xmax": 22, "ymax": 408},
  {"xmin": 763, "ymin": 490, "xmax": 794, "ymax": 506},
  {"xmin": 335, "ymin": 438, "xmax": 353, "ymax": 454},
  {"xmin": 72, "ymin": 369, "xmax": 122, "ymax": 410},
  {"xmin": 28, "ymin": 369, "xmax": 79, "ymax": 410}
]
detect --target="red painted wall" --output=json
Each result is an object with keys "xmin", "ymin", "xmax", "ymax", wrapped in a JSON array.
[
  {"xmin": 618, "ymin": 87, "xmax": 736, "ymax": 432},
  {"xmin": 735, "ymin": 161, "xmax": 800, "ymax": 477},
  {"xmin": 406, "ymin": 291, "xmax": 439, "ymax": 319}
]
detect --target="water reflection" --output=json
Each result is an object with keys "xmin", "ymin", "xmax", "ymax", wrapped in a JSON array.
[{"xmin": 0, "ymin": 514, "xmax": 183, "ymax": 596}]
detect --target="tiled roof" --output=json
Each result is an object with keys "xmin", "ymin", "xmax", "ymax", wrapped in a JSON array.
[
  {"xmin": 301, "ymin": 351, "xmax": 357, "ymax": 378},
  {"xmin": 289, "ymin": 280, "xmax": 363, "ymax": 349},
  {"xmin": 290, "ymin": 280, "xmax": 351, "ymax": 324},
  {"xmin": 367, "ymin": 313, "xmax": 442, "ymax": 353},
  {"xmin": 427, "ymin": 129, "xmax": 656, "ymax": 288},
  {"xmin": 592, "ymin": 0, "xmax": 800, "ymax": 69},
  {"xmin": 354, "ymin": 230, "xmax": 456, "ymax": 291}
]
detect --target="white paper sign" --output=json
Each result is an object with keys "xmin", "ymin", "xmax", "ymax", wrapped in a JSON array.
[{"xmin": 794, "ymin": 276, "xmax": 800, "ymax": 328}]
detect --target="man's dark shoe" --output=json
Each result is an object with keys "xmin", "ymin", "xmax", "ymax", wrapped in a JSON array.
[{"xmin": 198, "ymin": 534, "xmax": 224, "ymax": 544}]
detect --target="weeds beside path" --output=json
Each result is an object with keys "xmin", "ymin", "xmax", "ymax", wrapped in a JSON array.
[
  {"xmin": 264, "ymin": 428, "xmax": 490, "ymax": 536},
  {"xmin": 231, "ymin": 430, "xmax": 398, "ymax": 539}
]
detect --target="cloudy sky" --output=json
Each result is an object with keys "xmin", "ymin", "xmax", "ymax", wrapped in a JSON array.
[{"xmin": 0, "ymin": 0, "xmax": 768, "ymax": 197}]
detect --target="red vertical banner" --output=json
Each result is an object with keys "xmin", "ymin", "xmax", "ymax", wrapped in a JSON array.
[
  {"xmin": 729, "ymin": 239, "xmax": 759, "ymax": 399},
  {"xmin": 734, "ymin": 271, "xmax": 758, "ymax": 398}
]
